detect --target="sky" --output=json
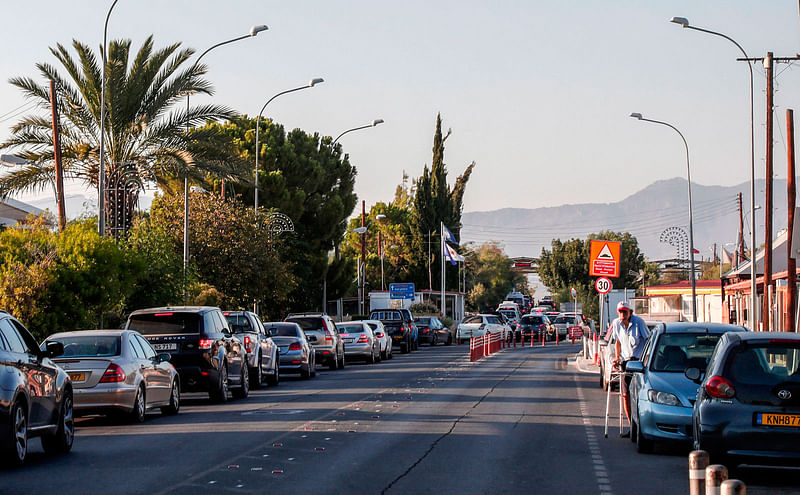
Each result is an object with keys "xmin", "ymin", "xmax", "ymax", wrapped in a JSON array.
[{"xmin": 3, "ymin": 1, "xmax": 800, "ymax": 227}]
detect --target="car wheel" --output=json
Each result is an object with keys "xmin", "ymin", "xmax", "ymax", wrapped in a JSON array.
[
  {"xmin": 368, "ymin": 347, "xmax": 376, "ymax": 364},
  {"xmin": 445, "ymin": 334, "xmax": 452, "ymax": 346},
  {"xmin": 209, "ymin": 363, "xmax": 229, "ymax": 403},
  {"xmin": 42, "ymin": 391, "xmax": 74, "ymax": 455},
  {"xmin": 431, "ymin": 334, "xmax": 437, "ymax": 346},
  {"xmin": 232, "ymin": 364, "xmax": 249, "ymax": 399},
  {"xmin": 376, "ymin": 346, "xmax": 382, "ymax": 362},
  {"xmin": 635, "ymin": 414, "xmax": 654, "ymax": 453},
  {"xmin": 401, "ymin": 337, "xmax": 410, "ymax": 354},
  {"xmin": 310, "ymin": 356, "xmax": 317, "ymax": 377},
  {"xmin": 301, "ymin": 364, "xmax": 311, "ymax": 379},
  {"xmin": 161, "ymin": 380, "xmax": 180, "ymax": 415},
  {"xmin": 339, "ymin": 350, "xmax": 346, "ymax": 369},
  {"xmin": 266, "ymin": 361, "xmax": 280, "ymax": 386},
  {"xmin": 2, "ymin": 401, "xmax": 27, "ymax": 465},
  {"xmin": 251, "ymin": 353, "xmax": 263, "ymax": 389},
  {"xmin": 130, "ymin": 385, "xmax": 146, "ymax": 423},
  {"xmin": 328, "ymin": 354, "xmax": 338, "ymax": 371}
]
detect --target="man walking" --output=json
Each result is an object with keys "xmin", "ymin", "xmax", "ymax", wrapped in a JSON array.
[{"xmin": 611, "ymin": 301, "xmax": 649, "ymax": 438}]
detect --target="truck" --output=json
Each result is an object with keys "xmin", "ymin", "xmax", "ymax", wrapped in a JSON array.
[{"xmin": 369, "ymin": 308, "xmax": 418, "ymax": 354}]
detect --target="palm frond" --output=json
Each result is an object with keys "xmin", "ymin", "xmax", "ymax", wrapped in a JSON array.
[{"xmin": 0, "ymin": 163, "xmax": 55, "ymax": 199}]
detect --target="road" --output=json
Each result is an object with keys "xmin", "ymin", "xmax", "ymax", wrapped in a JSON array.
[{"xmin": 3, "ymin": 343, "xmax": 799, "ymax": 494}]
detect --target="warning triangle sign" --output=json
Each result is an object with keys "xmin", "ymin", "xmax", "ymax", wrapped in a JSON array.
[{"xmin": 597, "ymin": 244, "xmax": 614, "ymax": 260}]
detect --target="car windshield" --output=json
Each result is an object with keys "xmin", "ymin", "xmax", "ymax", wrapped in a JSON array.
[
  {"xmin": 267, "ymin": 325, "xmax": 299, "ymax": 337},
  {"xmin": 336, "ymin": 324, "xmax": 363, "ymax": 334},
  {"xmin": 726, "ymin": 342, "xmax": 800, "ymax": 385},
  {"xmin": 554, "ymin": 316, "xmax": 573, "ymax": 324},
  {"xmin": 416, "ymin": 317, "xmax": 432, "ymax": 325},
  {"xmin": 128, "ymin": 313, "xmax": 201, "ymax": 335},
  {"xmin": 371, "ymin": 311, "xmax": 401, "ymax": 320},
  {"xmin": 521, "ymin": 316, "xmax": 543, "ymax": 325},
  {"xmin": 499, "ymin": 311, "xmax": 516, "ymax": 319},
  {"xmin": 650, "ymin": 333, "xmax": 721, "ymax": 372},
  {"xmin": 47, "ymin": 336, "xmax": 121, "ymax": 357},
  {"xmin": 288, "ymin": 317, "xmax": 324, "ymax": 332},
  {"xmin": 463, "ymin": 316, "xmax": 483, "ymax": 324},
  {"xmin": 224, "ymin": 313, "xmax": 253, "ymax": 333}
]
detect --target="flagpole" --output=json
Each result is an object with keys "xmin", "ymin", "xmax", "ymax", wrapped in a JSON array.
[{"xmin": 441, "ymin": 222, "xmax": 446, "ymax": 317}]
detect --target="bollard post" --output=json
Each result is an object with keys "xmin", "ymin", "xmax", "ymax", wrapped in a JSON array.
[
  {"xmin": 705, "ymin": 465, "xmax": 728, "ymax": 495},
  {"xmin": 720, "ymin": 479, "xmax": 745, "ymax": 495},
  {"xmin": 689, "ymin": 450, "xmax": 709, "ymax": 495},
  {"xmin": 556, "ymin": 329, "xmax": 559, "ymax": 346}
]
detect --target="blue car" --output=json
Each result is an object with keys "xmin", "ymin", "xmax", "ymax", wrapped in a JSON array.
[{"xmin": 627, "ymin": 322, "xmax": 748, "ymax": 453}]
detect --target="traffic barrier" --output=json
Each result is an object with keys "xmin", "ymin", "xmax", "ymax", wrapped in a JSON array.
[
  {"xmin": 555, "ymin": 328, "xmax": 559, "ymax": 346},
  {"xmin": 720, "ymin": 479, "xmax": 746, "ymax": 495},
  {"xmin": 689, "ymin": 450, "xmax": 709, "ymax": 495},
  {"xmin": 469, "ymin": 332, "xmax": 505, "ymax": 362},
  {"xmin": 706, "ymin": 465, "xmax": 728, "ymax": 495}
]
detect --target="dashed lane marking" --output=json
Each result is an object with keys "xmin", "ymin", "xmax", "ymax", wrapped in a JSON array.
[{"xmin": 576, "ymin": 375, "xmax": 615, "ymax": 495}]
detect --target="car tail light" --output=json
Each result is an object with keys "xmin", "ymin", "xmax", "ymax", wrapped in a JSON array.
[
  {"xmin": 357, "ymin": 334, "xmax": 369, "ymax": 343},
  {"xmin": 154, "ymin": 312, "xmax": 173, "ymax": 317},
  {"xmin": 288, "ymin": 342, "xmax": 302, "ymax": 351},
  {"xmin": 99, "ymin": 363, "xmax": 126, "ymax": 383},
  {"xmin": 198, "ymin": 339, "xmax": 214, "ymax": 350},
  {"xmin": 244, "ymin": 335, "xmax": 252, "ymax": 352},
  {"xmin": 706, "ymin": 376, "xmax": 736, "ymax": 399},
  {"xmin": 223, "ymin": 312, "xmax": 230, "ymax": 316},
  {"xmin": 376, "ymin": 332, "xmax": 384, "ymax": 338},
  {"xmin": 325, "ymin": 331, "xmax": 334, "ymax": 343}
]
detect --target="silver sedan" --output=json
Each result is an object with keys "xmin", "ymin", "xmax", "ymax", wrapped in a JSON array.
[
  {"xmin": 335, "ymin": 321, "xmax": 380, "ymax": 364},
  {"xmin": 363, "ymin": 319, "xmax": 393, "ymax": 360},
  {"xmin": 45, "ymin": 330, "xmax": 180, "ymax": 422}
]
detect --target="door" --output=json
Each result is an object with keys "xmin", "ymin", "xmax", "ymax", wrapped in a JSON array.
[
  {"xmin": 135, "ymin": 334, "xmax": 171, "ymax": 403},
  {"xmin": 254, "ymin": 316, "xmax": 273, "ymax": 373},
  {"xmin": 3, "ymin": 319, "xmax": 57, "ymax": 427}
]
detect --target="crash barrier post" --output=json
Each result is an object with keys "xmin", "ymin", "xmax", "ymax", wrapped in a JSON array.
[
  {"xmin": 689, "ymin": 450, "xmax": 709, "ymax": 495},
  {"xmin": 531, "ymin": 331, "xmax": 535, "ymax": 347},
  {"xmin": 720, "ymin": 479, "xmax": 746, "ymax": 495},
  {"xmin": 594, "ymin": 333, "xmax": 600, "ymax": 366},
  {"xmin": 556, "ymin": 328, "xmax": 559, "ymax": 346},
  {"xmin": 705, "ymin": 465, "xmax": 728, "ymax": 495}
]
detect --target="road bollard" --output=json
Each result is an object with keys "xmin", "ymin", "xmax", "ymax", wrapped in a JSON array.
[
  {"xmin": 556, "ymin": 329, "xmax": 559, "ymax": 346},
  {"xmin": 720, "ymin": 479, "xmax": 745, "ymax": 495},
  {"xmin": 705, "ymin": 465, "xmax": 728, "ymax": 495},
  {"xmin": 689, "ymin": 450, "xmax": 709, "ymax": 495}
]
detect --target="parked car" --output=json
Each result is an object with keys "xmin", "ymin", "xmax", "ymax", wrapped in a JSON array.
[
  {"xmin": 519, "ymin": 314, "xmax": 552, "ymax": 342},
  {"xmin": 551, "ymin": 315, "xmax": 573, "ymax": 340},
  {"xmin": 364, "ymin": 319, "xmax": 393, "ymax": 359},
  {"xmin": 223, "ymin": 311, "xmax": 279, "ymax": 387},
  {"xmin": 627, "ymin": 322, "xmax": 748, "ymax": 453},
  {"xmin": 456, "ymin": 314, "xmax": 506, "ymax": 343},
  {"xmin": 0, "ymin": 310, "xmax": 73, "ymax": 465},
  {"xmin": 44, "ymin": 330, "xmax": 180, "ymax": 422},
  {"xmin": 398, "ymin": 308, "xmax": 420, "ymax": 351},
  {"xmin": 284, "ymin": 313, "xmax": 344, "ymax": 370},
  {"xmin": 370, "ymin": 309, "xmax": 415, "ymax": 353},
  {"xmin": 264, "ymin": 322, "xmax": 315, "ymax": 379},
  {"xmin": 415, "ymin": 316, "xmax": 452, "ymax": 346},
  {"xmin": 125, "ymin": 306, "xmax": 249, "ymax": 402},
  {"xmin": 335, "ymin": 321, "xmax": 381, "ymax": 363},
  {"xmin": 690, "ymin": 332, "xmax": 800, "ymax": 467}
]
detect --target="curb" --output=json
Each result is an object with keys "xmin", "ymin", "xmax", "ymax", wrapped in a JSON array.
[{"xmin": 573, "ymin": 353, "xmax": 600, "ymax": 374}]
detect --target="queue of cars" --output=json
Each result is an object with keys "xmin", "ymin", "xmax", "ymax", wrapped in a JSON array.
[{"xmin": 1, "ymin": 305, "xmax": 455, "ymax": 466}]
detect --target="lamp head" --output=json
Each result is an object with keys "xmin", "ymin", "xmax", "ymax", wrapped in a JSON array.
[
  {"xmin": 309, "ymin": 77, "xmax": 324, "ymax": 87},
  {"xmin": 375, "ymin": 214, "xmax": 387, "ymax": 221},
  {"xmin": 353, "ymin": 226, "xmax": 368, "ymax": 234},
  {"xmin": 250, "ymin": 25, "xmax": 269, "ymax": 36},
  {"xmin": 371, "ymin": 119, "xmax": 384, "ymax": 126},
  {"xmin": 670, "ymin": 17, "xmax": 690, "ymax": 28},
  {"xmin": 630, "ymin": 112, "xmax": 643, "ymax": 120}
]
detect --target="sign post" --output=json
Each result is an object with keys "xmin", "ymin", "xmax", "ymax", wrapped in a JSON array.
[{"xmin": 389, "ymin": 283, "xmax": 416, "ymax": 300}]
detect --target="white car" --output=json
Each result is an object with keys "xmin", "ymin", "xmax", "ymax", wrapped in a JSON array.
[
  {"xmin": 363, "ymin": 319, "xmax": 393, "ymax": 360},
  {"xmin": 456, "ymin": 314, "xmax": 506, "ymax": 344}
]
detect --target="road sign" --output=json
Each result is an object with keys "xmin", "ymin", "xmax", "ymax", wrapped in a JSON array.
[
  {"xmin": 590, "ymin": 240, "xmax": 621, "ymax": 278},
  {"xmin": 389, "ymin": 283, "xmax": 415, "ymax": 300},
  {"xmin": 570, "ymin": 287, "xmax": 577, "ymax": 299},
  {"xmin": 595, "ymin": 277, "xmax": 613, "ymax": 294}
]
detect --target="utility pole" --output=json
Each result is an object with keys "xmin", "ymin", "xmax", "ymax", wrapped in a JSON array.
[
  {"xmin": 428, "ymin": 231, "xmax": 432, "ymax": 290},
  {"xmin": 764, "ymin": 52, "xmax": 774, "ymax": 332},
  {"xmin": 48, "ymin": 81, "xmax": 66, "ymax": 232},
  {"xmin": 737, "ymin": 192, "xmax": 744, "ymax": 266},
  {"xmin": 360, "ymin": 200, "xmax": 366, "ymax": 315},
  {"xmin": 787, "ymin": 108, "xmax": 797, "ymax": 332}
]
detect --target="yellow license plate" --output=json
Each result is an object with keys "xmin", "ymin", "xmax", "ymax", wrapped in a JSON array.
[
  {"xmin": 758, "ymin": 413, "xmax": 800, "ymax": 427},
  {"xmin": 68, "ymin": 372, "xmax": 86, "ymax": 382}
]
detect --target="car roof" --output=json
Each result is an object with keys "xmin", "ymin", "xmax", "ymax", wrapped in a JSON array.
[
  {"xmin": 47, "ymin": 329, "xmax": 131, "ymax": 339},
  {"xmin": 658, "ymin": 322, "xmax": 749, "ymax": 334},
  {"xmin": 129, "ymin": 306, "xmax": 219, "ymax": 315},
  {"xmin": 729, "ymin": 331, "xmax": 800, "ymax": 342}
]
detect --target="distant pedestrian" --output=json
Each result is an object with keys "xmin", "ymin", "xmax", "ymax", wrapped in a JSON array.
[{"xmin": 611, "ymin": 300, "xmax": 650, "ymax": 438}]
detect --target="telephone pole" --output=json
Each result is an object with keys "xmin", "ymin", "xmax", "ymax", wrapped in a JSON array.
[
  {"xmin": 737, "ymin": 192, "xmax": 744, "ymax": 266},
  {"xmin": 787, "ymin": 109, "xmax": 797, "ymax": 332}
]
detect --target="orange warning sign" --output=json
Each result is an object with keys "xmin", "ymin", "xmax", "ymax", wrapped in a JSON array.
[{"xmin": 590, "ymin": 240, "xmax": 621, "ymax": 278}]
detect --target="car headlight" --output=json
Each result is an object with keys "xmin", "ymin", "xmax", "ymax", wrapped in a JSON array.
[{"xmin": 647, "ymin": 390, "xmax": 682, "ymax": 406}]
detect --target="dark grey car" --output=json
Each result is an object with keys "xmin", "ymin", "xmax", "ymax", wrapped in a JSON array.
[
  {"xmin": 691, "ymin": 332, "xmax": 800, "ymax": 467},
  {"xmin": 265, "ymin": 322, "xmax": 316, "ymax": 379}
]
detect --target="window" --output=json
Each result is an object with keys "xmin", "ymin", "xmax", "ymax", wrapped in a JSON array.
[
  {"xmin": 650, "ymin": 333, "xmax": 720, "ymax": 372},
  {"xmin": 225, "ymin": 313, "xmax": 254, "ymax": 334},
  {"xmin": 135, "ymin": 335, "xmax": 156, "ymax": 359},
  {"xmin": 336, "ymin": 323, "xmax": 364, "ymax": 334},
  {"xmin": 487, "ymin": 316, "xmax": 501, "ymax": 325},
  {"xmin": 128, "ymin": 338, "xmax": 144, "ymax": 359},
  {"xmin": 267, "ymin": 325, "xmax": 301, "ymax": 337},
  {"xmin": 463, "ymin": 316, "xmax": 482, "ymax": 324},
  {"xmin": 726, "ymin": 343, "xmax": 800, "ymax": 385},
  {"xmin": 370, "ymin": 311, "xmax": 402, "ymax": 321},
  {"xmin": 128, "ymin": 313, "xmax": 201, "ymax": 335},
  {"xmin": 0, "ymin": 319, "xmax": 27, "ymax": 353}
]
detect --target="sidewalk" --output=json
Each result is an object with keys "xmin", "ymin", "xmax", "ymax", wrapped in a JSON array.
[{"xmin": 574, "ymin": 352, "xmax": 600, "ymax": 374}]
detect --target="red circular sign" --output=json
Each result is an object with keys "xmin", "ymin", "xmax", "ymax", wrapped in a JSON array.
[{"xmin": 595, "ymin": 277, "xmax": 613, "ymax": 294}]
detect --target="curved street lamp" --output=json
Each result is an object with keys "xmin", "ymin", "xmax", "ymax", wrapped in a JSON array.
[
  {"xmin": 630, "ymin": 112, "xmax": 697, "ymax": 322},
  {"xmin": 331, "ymin": 119, "xmax": 384, "ymax": 148},
  {"xmin": 254, "ymin": 78, "xmax": 324, "ymax": 212},
  {"xmin": 182, "ymin": 25, "xmax": 268, "ymax": 302},
  {"xmin": 98, "ymin": 0, "xmax": 121, "ymax": 236},
  {"xmin": 669, "ymin": 16, "xmax": 757, "ymax": 329}
]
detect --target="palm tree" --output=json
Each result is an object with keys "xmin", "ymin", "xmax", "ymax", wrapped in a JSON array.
[{"xmin": 0, "ymin": 36, "xmax": 237, "ymax": 235}]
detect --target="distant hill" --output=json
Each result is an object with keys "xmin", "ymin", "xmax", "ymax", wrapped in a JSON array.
[{"xmin": 462, "ymin": 177, "xmax": 789, "ymax": 261}]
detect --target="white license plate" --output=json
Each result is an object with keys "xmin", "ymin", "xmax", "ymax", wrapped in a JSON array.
[{"xmin": 152, "ymin": 343, "xmax": 177, "ymax": 351}]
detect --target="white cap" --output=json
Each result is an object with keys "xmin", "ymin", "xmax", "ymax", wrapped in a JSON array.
[{"xmin": 617, "ymin": 301, "xmax": 632, "ymax": 312}]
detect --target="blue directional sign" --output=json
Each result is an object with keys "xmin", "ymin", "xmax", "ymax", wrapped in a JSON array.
[{"xmin": 389, "ymin": 283, "xmax": 415, "ymax": 300}]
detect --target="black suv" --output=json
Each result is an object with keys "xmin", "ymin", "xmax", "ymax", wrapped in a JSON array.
[
  {"xmin": 126, "ymin": 306, "xmax": 249, "ymax": 402},
  {"xmin": 0, "ymin": 311, "xmax": 74, "ymax": 465}
]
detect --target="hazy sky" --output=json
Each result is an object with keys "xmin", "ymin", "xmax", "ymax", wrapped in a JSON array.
[{"xmin": 2, "ymin": 1, "xmax": 800, "ymax": 221}]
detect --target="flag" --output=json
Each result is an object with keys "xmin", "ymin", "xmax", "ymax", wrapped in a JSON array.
[
  {"xmin": 443, "ymin": 243, "xmax": 459, "ymax": 265},
  {"xmin": 442, "ymin": 224, "xmax": 458, "ymax": 245},
  {"xmin": 692, "ymin": 248, "xmax": 700, "ymax": 254},
  {"xmin": 721, "ymin": 248, "xmax": 733, "ymax": 265}
]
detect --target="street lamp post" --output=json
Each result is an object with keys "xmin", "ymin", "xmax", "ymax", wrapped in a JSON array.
[
  {"xmin": 254, "ymin": 78, "xmax": 324, "ymax": 212},
  {"xmin": 182, "ymin": 25, "xmax": 268, "ymax": 302},
  {"xmin": 98, "ymin": 0, "xmax": 121, "ymax": 236},
  {"xmin": 670, "ymin": 16, "xmax": 758, "ymax": 328},
  {"xmin": 331, "ymin": 119, "xmax": 384, "ymax": 148},
  {"xmin": 630, "ymin": 112, "xmax": 697, "ymax": 322}
]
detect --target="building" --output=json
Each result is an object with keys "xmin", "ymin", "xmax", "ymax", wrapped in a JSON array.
[
  {"xmin": 0, "ymin": 197, "xmax": 45, "ymax": 227},
  {"xmin": 633, "ymin": 280, "xmax": 722, "ymax": 323}
]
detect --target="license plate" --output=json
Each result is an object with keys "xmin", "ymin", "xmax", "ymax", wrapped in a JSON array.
[
  {"xmin": 343, "ymin": 339, "xmax": 354, "ymax": 344},
  {"xmin": 68, "ymin": 372, "xmax": 86, "ymax": 382},
  {"xmin": 757, "ymin": 413, "xmax": 800, "ymax": 427},
  {"xmin": 152, "ymin": 343, "xmax": 177, "ymax": 351}
]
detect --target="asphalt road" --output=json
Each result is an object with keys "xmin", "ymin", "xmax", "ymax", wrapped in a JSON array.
[{"xmin": 3, "ymin": 342, "xmax": 800, "ymax": 494}]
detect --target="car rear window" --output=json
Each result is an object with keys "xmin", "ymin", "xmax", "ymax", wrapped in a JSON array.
[
  {"xmin": 416, "ymin": 317, "xmax": 432, "ymax": 325},
  {"xmin": 463, "ymin": 316, "xmax": 482, "ymax": 324},
  {"xmin": 651, "ymin": 333, "xmax": 720, "ymax": 372},
  {"xmin": 371, "ymin": 311, "xmax": 401, "ymax": 320},
  {"xmin": 128, "ymin": 313, "xmax": 202, "ymax": 335},
  {"xmin": 521, "ymin": 316, "xmax": 543, "ymax": 325},
  {"xmin": 287, "ymin": 317, "xmax": 324, "ymax": 332},
  {"xmin": 336, "ymin": 323, "xmax": 364, "ymax": 333},
  {"xmin": 49, "ymin": 336, "xmax": 121, "ymax": 357},
  {"xmin": 725, "ymin": 342, "xmax": 800, "ymax": 385},
  {"xmin": 266, "ymin": 325, "xmax": 300, "ymax": 337},
  {"xmin": 224, "ymin": 313, "xmax": 253, "ymax": 333}
]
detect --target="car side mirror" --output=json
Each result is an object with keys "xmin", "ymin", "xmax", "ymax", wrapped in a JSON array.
[
  {"xmin": 155, "ymin": 353, "xmax": 171, "ymax": 363},
  {"xmin": 44, "ymin": 341, "xmax": 64, "ymax": 358},
  {"xmin": 625, "ymin": 360, "xmax": 645, "ymax": 373},
  {"xmin": 684, "ymin": 367, "xmax": 702, "ymax": 383}
]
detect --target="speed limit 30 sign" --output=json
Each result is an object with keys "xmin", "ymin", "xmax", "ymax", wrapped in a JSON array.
[{"xmin": 595, "ymin": 277, "xmax": 613, "ymax": 294}]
